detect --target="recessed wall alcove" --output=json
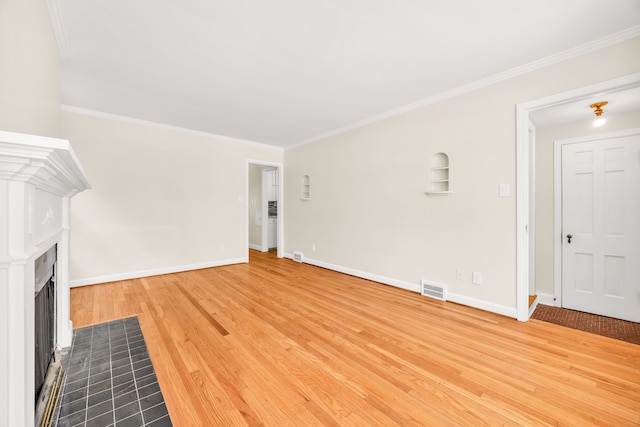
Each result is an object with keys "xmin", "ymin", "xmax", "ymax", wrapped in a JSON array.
[
  {"xmin": 301, "ymin": 174, "xmax": 310, "ymax": 200},
  {"xmin": 426, "ymin": 152, "xmax": 452, "ymax": 195}
]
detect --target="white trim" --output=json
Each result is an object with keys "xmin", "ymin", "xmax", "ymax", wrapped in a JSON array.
[
  {"xmin": 528, "ymin": 297, "xmax": 539, "ymax": 318},
  {"xmin": 448, "ymin": 293, "xmax": 517, "ymax": 319},
  {"xmin": 553, "ymin": 138, "xmax": 563, "ymax": 307},
  {"xmin": 283, "ymin": 253, "xmax": 517, "ymax": 319},
  {"xmin": 553, "ymin": 128, "xmax": 640, "ymax": 309},
  {"xmin": 248, "ymin": 243, "xmax": 262, "ymax": 251},
  {"xmin": 288, "ymin": 27, "xmax": 640, "ymax": 151},
  {"xmin": 58, "ymin": 199, "xmax": 73, "ymax": 347},
  {"xmin": 528, "ymin": 123, "xmax": 536, "ymax": 297},
  {"xmin": 536, "ymin": 292, "xmax": 555, "ymax": 307},
  {"xmin": 516, "ymin": 72, "xmax": 640, "ymax": 323},
  {"xmin": 46, "ymin": 0, "xmax": 70, "ymax": 61},
  {"xmin": 61, "ymin": 105, "xmax": 283, "ymax": 151},
  {"xmin": 69, "ymin": 258, "xmax": 247, "ymax": 287},
  {"xmin": 516, "ymin": 104, "xmax": 530, "ymax": 322},
  {"xmin": 286, "ymin": 253, "xmax": 420, "ymax": 293}
]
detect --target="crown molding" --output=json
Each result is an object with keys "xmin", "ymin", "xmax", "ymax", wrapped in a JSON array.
[
  {"xmin": 60, "ymin": 105, "xmax": 284, "ymax": 151},
  {"xmin": 47, "ymin": 0, "xmax": 70, "ymax": 61},
  {"xmin": 287, "ymin": 26, "xmax": 640, "ymax": 151}
]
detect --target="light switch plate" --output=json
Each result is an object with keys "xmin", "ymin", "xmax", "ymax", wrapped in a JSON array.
[
  {"xmin": 472, "ymin": 272, "xmax": 482, "ymax": 285},
  {"xmin": 499, "ymin": 184, "xmax": 510, "ymax": 197}
]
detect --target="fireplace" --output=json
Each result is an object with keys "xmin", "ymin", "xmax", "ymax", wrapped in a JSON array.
[
  {"xmin": 0, "ymin": 130, "xmax": 90, "ymax": 427},
  {"xmin": 34, "ymin": 276, "xmax": 55, "ymax": 401},
  {"xmin": 34, "ymin": 246, "xmax": 56, "ymax": 401}
]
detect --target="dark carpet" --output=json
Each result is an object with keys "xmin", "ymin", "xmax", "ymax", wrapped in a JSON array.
[{"xmin": 532, "ymin": 304, "xmax": 640, "ymax": 345}]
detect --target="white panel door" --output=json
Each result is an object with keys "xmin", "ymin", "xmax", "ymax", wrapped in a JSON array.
[{"xmin": 561, "ymin": 133, "xmax": 640, "ymax": 322}]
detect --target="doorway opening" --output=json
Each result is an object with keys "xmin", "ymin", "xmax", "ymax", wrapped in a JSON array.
[
  {"xmin": 246, "ymin": 160, "xmax": 284, "ymax": 260},
  {"xmin": 516, "ymin": 72, "xmax": 640, "ymax": 322}
]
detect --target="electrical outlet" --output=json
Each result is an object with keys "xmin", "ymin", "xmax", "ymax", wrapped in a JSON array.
[
  {"xmin": 219, "ymin": 244, "xmax": 225, "ymax": 252},
  {"xmin": 311, "ymin": 244, "xmax": 316, "ymax": 252},
  {"xmin": 456, "ymin": 269, "xmax": 464, "ymax": 280},
  {"xmin": 472, "ymin": 272, "xmax": 482, "ymax": 285}
]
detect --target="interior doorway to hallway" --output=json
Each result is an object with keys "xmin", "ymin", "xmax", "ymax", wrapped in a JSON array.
[
  {"xmin": 516, "ymin": 72, "xmax": 640, "ymax": 322},
  {"xmin": 246, "ymin": 160, "xmax": 284, "ymax": 260}
]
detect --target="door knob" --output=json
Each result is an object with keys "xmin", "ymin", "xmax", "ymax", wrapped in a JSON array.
[{"xmin": 567, "ymin": 234, "xmax": 573, "ymax": 244}]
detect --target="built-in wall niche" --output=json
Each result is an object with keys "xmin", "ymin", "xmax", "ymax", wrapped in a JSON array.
[
  {"xmin": 426, "ymin": 152, "xmax": 452, "ymax": 195},
  {"xmin": 301, "ymin": 174, "xmax": 310, "ymax": 200}
]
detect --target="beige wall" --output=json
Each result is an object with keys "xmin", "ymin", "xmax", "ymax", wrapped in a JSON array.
[
  {"xmin": 284, "ymin": 37, "xmax": 640, "ymax": 313},
  {"xmin": 0, "ymin": 2, "xmax": 62, "ymax": 424},
  {"xmin": 534, "ymin": 110, "xmax": 640, "ymax": 296},
  {"xmin": 61, "ymin": 111, "xmax": 283, "ymax": 283},
  {"xmin": 0, "ymin": 0, "xmax": 61, "ymax": 136}
]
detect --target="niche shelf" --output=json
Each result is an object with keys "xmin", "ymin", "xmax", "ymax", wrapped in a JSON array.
[
  {"xmin": 426, "ymin": 152, "xmax": 452, "ymax": 196},
  {"xmin": 301, "ymin": 174, "xmax": 311, "ymax": 200}
]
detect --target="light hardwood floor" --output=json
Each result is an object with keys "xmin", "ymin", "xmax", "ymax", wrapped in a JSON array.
[{"xmin": 70, "ymin": 250, "xmax": 640, "ymax": 426}]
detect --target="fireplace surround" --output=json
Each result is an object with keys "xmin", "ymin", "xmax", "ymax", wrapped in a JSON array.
[{"xmin": 0, "ymin": 130, "xmax": 89, "ymax": 427}]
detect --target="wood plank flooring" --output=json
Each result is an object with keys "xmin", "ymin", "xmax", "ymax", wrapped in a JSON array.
[{"xmin": 70, "ymin": 250, "xmax": 640, "ymax": 426}]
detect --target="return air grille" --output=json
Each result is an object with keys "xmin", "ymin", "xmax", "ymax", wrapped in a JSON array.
[
  {"xmin": 293, "ymin": 251, "xmax": 304, "ymax": 263},
  {"xmin": 421, "ymin": 280, "xmax": 447, "ymax": 301}
]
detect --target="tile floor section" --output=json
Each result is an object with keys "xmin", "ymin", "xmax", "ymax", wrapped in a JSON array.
[
  {"xmin": 54, "ymin": 317, "xmax": 172, "ymax": 427},
  {"xmin": 532, "ymin": 304, "xmax": 640, "ymax": 345}
]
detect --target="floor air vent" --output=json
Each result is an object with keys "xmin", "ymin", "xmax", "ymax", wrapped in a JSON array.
[
  {"xmin": 293, "ymin": 251, "xmax": 304, "ymax": 263},
  {"xmin": 421, "ymin": 280, "xmax": 447, "ymax": 301}
]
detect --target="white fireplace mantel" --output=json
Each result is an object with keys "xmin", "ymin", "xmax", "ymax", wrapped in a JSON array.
[{"xmin": 0, "ymin": 130, "xmax": 90, "ymax": 427}]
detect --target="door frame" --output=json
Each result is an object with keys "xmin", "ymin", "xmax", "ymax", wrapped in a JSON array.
[
  {"xmin": 261, "ymin": 167, "xmax": 279, "ymax": 252},
  {"xmin": 260, "ymin": 167, "xmax": 270, "ymax": 252},
  {"xmin": 246, "ymin": 159, "xmax": 284, "ymax": 259},
  {"xmin": 515, "ymin": 72, "xmax": 640, "ymax": 321},
  {"xmin": 553, "ymin": 128, "xmax": 640, "ymax": 307},
  {"xmin": 528, "ymin": 122, "xmax": 536, "ymax": 298}
]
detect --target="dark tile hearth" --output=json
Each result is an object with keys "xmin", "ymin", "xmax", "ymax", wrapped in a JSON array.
[
  {"xmin": 532, "ymin": 304, "xmax": 640, "ymax": 345},
  {"xmin": 55, "ymin": 317, "xmax": 172, "ymax": 427}
]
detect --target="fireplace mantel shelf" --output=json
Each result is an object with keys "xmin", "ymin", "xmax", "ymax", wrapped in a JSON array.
[{"xmin": 0, "ymin": 130, "xmax": 90, "ymax": 196}]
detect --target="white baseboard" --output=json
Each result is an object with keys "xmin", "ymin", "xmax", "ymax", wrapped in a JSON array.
[
  {"xmin": 284, "ymin": 253, "xmax": 420, "ymax": 293},
  {"xmin": 536, "ymin": 292, "xmax": 555, "ymax": 306},
  {"xmin": 69, "ymin": 257, "xmax": 247, "ymax": 287},
  {"xmin": 248, "ymin": 243, "xmax": 262, "ymax": 251},
  {"xmin": 446, "ymin": 292, "xmax": 517, "ymax": 319},
  {"xmin": 529, "ymin": 298, "xmax": 539, "ymax": 318},
  {"xmin": 283, "ymin": 253, "xmax": 517, "ymax": 319}
]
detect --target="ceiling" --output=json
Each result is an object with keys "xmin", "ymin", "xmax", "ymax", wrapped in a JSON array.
[
  {"xmin": 53, "ymin": 0, "xmax": 640, "ymax": 148},
  {"xmin": 529, "ymin": 85, "xmax": 640, "ymax": 128}
]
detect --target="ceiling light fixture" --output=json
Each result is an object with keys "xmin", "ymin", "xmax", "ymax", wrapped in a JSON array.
[{"xmin": 590, "ymin": 101, "xmax": 608, "ymax": 127}]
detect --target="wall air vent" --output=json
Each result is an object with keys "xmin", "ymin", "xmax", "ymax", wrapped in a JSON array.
[
  {"xmin": 421, "ymin": 280, "xmax": 447, "ymax": 301},
  {"xmin": 293, "ymin": 251, "xmax": 304, "ymax": 263}
]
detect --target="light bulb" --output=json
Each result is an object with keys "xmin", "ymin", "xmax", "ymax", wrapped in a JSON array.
[{"xmin": 593, "ymin": 117, "xmax": 606, "ymax": 127}]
